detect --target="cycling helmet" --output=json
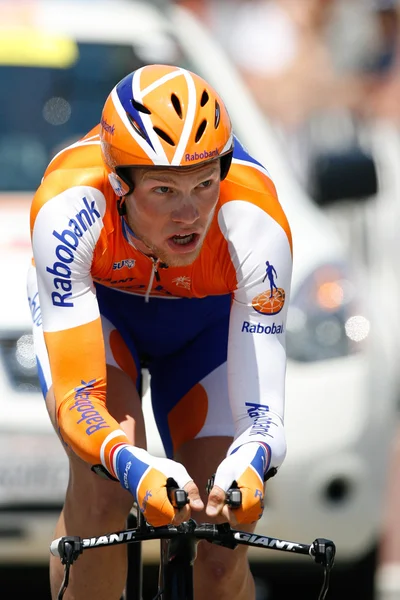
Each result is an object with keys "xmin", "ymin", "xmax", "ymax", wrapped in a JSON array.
[{"xmin": 100, "ymin": 64, "xmax": 234, "ymax": 200}]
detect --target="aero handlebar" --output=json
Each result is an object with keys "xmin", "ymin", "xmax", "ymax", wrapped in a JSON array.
[{"xmin": 51, "ymin": 486, "xmax": 336, "ymax": 600}]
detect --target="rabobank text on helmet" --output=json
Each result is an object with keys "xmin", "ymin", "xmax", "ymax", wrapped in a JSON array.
[
  {"xmin": 46, "ymin": 197, "xmax": 101, "ymax": 307},
  {"xmin": 185, "ymin": 148, "xmax": 219, "ymax": 162}
]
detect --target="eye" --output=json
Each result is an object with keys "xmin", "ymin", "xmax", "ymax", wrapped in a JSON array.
[
  {"xmin": 198, "ymin": 179, "xmax": 213, "ymax": 188},
  {"xmin": 154, "ymin": 186, "xmax": 171, "ymax": 194}
]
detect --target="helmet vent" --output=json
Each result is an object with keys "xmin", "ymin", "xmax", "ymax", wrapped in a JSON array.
[
  {"xmin": 126, "ymin": 114, "xmax": 148, "ymax": 140},
  {"xmin": 200, "ymin": 90, "xmax": 209, "ymax": 106},
  {"xmin": 153, "ymin": 127, "xmax": 175, "ymax": 146},
  {"xmin": 195, "ymin": 119, "xmax": 207, "ymax": 143},
  {"xmin": 171, "ymin": 94, "xmax": 183, "ymax": 119},
  {"xmin": 214, "ymin": 101, "xmax": 221, "ymax": 128},
  {"xmin": 131, "ymin": 98, "xmax": 151, "ymax": 115}
]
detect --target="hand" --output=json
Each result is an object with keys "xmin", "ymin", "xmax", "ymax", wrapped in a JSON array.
[
  {"xmin": 206, "ymin": 442, "xmax": 268, "ymax": 525},
  {"xmin": 115, "ymin": 446, "xmax": 204, "ymax": 526}
]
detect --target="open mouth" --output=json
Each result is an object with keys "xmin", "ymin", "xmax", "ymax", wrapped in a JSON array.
[
  {"xmin": 167, "ymin": 232, "xmax": 200, "ymax": 252},
  {"xmin": 172, "ymin": 233, "xmax": 195, "ymax": 245}
]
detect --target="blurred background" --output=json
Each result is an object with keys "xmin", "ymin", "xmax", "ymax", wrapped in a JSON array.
[{"xmin": 1, "ymin": 0, "xmax": 400, "ymax": 598}]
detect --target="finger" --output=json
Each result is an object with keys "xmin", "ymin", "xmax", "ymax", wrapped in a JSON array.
[
  {"xmin": 184, "ymin": 481, "xmax": 204, "ymax": 512},
  {"xmin": 205, "ymin": 484, "xmax": 226, "ymax": 517},
  {"xmin": 221, "ymin": 504, "xmax": 238, "ymax": 526},
  {"xmin": 171, "ymin": 503, "xmax": 191, "ymax": 526}
]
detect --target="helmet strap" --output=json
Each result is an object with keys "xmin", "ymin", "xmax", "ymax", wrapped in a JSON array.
[
  {"xmin": 220, "ymin": 152, "xmax": 233, "ymax": 180},
  {"xmin": 117, "ymin": 198, "xmax": 127, "ymax": 216}
]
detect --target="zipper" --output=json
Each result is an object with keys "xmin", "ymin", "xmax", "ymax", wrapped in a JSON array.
[
  {"xmin": 120, "ymin": 217, "xmax": 169, "ymax": 301},
  {"xmin": 145, "ymin": 258, "xmax": 160, "ymax": 303},
  {"xmin": 154, "ymin": 260, "xmax": 161, "ymax": 282}
]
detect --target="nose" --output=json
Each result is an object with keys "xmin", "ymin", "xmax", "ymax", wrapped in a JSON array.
[{"xmin": 171, "ymin": 199, "xmax": 199, "ymax": 224}]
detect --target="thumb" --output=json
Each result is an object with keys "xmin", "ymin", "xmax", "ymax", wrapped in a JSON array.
[
  {"xmin": 206, "ymin": 484, "xmax": 225, "ymax": 517},
  {"xmin": 184, "ymin": 481, "xmax": 204, "ymax": 511}
]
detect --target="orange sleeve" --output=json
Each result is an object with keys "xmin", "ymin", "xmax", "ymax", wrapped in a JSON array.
[{"xmin": 44, "ymin": 318, "xmax": 129, "ymax": 476}]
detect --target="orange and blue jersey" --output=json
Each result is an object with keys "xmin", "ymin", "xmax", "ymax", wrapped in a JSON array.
[{"xmin": 28, "ymin": 130, "xmax": 293, "ymax": 491}]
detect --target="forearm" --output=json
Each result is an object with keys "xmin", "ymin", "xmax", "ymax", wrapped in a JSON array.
[
  {"xmin": 58, "ymin": 388, "xmax": 130, "ymax": 477},
  {"xmin": 228, "ymin": 407, "xmax": 287, "ymax": 470}
]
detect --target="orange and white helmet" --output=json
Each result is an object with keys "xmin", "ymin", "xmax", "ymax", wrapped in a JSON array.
[{"xmin": 100, "ymin": 64, "xmax": 234, "ymax": 197}]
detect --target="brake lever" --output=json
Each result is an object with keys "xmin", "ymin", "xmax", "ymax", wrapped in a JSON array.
[
  {"xmin": 166, "ymin": 477, "xmax": 189, "ymax": 509},
  {"xmin": 206, "ymin": 474, "xmax": 242, "ymax": 508}
]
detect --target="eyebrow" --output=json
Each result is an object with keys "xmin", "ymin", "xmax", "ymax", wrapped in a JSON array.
[{"xmin": 142, "ymin": 168, "xmax": 219, "ymax": 184}]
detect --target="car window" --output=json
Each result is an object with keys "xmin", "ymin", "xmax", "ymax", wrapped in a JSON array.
[{"xmin": 0, "ymin": 38, "xmax": 188, "ymax": 192}]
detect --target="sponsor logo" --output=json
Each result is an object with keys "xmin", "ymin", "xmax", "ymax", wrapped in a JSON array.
[
  {"xmin": 254, "ymin": 488, "xmax": 264, "ymax": 519},
  {"xmin": 94, "ymin": 276, "xmax": 137, "ymax": 285},
  {"xmin": 185, "ymin": 148, "xmax": 219, "ymax": 162},
  {"xmin": 252, "ymin": 289, "xmax": 285, "ymax": 316},
  {"xmin": 172, "ymin": 276, "xmax": 191, "ymax": 290},
  {"xmin": 113, "ymin": 259, "xmax": 136, "ymax": 270},
  {"xmin": 234, "ymin": 532, "xmax": 302, "ymax": 551},
  {"xmin": 108, "ymin": 173, "xmax": 125, "ymax": 196},
  {"xmin": 242, "ymin": 321, "xmax": 284, "ymax": 334},
  {"xmin": 245, "ymin": 402, "xmax": 274, "ymax": 438},
  {"xmin": 46, "ymin": 197, "xmax": 101, "ymax": 307},
  {"xmin": 83, "ymin": 530, "xmax": 136, "ymax": 548},
  {"xmin": 123, "ymin": 461, "xmax": 132, "ymax": 490},
  {"xmin": 28, "ymin": 291, "xmax": 42, "ymax": 327},
  {"xmin": 70, "ymin": 379, "xmax": 110, "ymax": 436},
  {"xmin": 252, "ymin": 261, "xmax": 285, "ymax": 315},
  {"xmin": 101, "ymin": 117, "xmax": 115, "ymax": 135},
  {"xmin": 142, "ymin": 489, "xmax": 152, "ymax": 512}
]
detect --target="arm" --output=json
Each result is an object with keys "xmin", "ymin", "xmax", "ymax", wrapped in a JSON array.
[
  {"xmin": 31, "ymin": 185, "xmax": 129, "ymax": 477},
  {"xmin": 208, "ymin": 194, "xmax": 292, "ymax": 523}
]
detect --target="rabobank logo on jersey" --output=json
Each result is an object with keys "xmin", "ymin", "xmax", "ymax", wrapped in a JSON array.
[
  {"xmin": 242, "ymin": 321, "xmax": 284, "ymax": 335},
  {"xmin": 245, "ymin": 402, "xmax": 274, "ymax": 438},
  {"xmin": 252, "ymin": 261, "xmax": 285, "ymax": 315},
  {"xmin": 46, "ymin": 197, "xmax": 101, "ymax": 307},
  {"xmin": 70, "ymin": 378, "xmax": 110, "ymax": 436},
  {"xmin": 101, "ymin": 117, "xmax": 115, "ymax": 135}
]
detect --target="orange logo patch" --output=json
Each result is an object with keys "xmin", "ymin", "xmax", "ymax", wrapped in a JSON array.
[{"xmin": 252, "ymin": 288, "xmax": 286, "ymax": 315}]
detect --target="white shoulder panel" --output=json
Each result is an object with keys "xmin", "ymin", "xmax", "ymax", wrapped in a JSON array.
[{"xmin": 32, "ymin": 186, "xmax": 106, "ymax": 332}]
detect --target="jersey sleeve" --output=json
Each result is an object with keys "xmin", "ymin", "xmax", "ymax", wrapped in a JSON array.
[
  {"xmin": 218, "ymin": 197, "xmax": 293, "ymax": 471},
  {"xmin": 31, "ymin": 185, "xmax": 129, "ymax": 476}
]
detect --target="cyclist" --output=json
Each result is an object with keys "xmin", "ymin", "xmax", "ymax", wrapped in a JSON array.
[{"xmin": 28, "ymin": 64, "xmax": 292, "ymax": 600}]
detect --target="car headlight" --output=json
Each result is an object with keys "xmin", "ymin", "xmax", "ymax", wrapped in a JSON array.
[
  {"xmin": 0, "ymin": 333, "xmax": 41, "ymax": 392},
  {"xmin": 286, "ymin": 263, "xmax": 370, "ymax": 362}
]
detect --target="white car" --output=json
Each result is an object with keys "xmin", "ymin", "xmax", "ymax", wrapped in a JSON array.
[{"xmin": 0, "ymin": 1, "xmax": 397, "ymax": 590}]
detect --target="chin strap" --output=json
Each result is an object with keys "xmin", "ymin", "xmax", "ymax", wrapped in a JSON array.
[{"xmin": 117, "ymin": 198, "xmax": 127, "ymax": 216}]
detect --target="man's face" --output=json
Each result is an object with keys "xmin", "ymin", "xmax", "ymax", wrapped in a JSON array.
[{"xmin": 124, "ymin": 161, "xmax": 221, "ymax": 267}]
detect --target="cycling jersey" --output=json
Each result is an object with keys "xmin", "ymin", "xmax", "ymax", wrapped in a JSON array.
[{"xmin": 29, "ymin": 128, "xmax": 293, "ymax": 479}]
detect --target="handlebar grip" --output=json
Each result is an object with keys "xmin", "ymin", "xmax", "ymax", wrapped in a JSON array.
[
  {"xmin": 50, "ymin": 537, "xmax": 62, "ymax": 557},
  {"xmin": 166, "ymin": 477, "xmax": 189, "ymax": 509}
]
